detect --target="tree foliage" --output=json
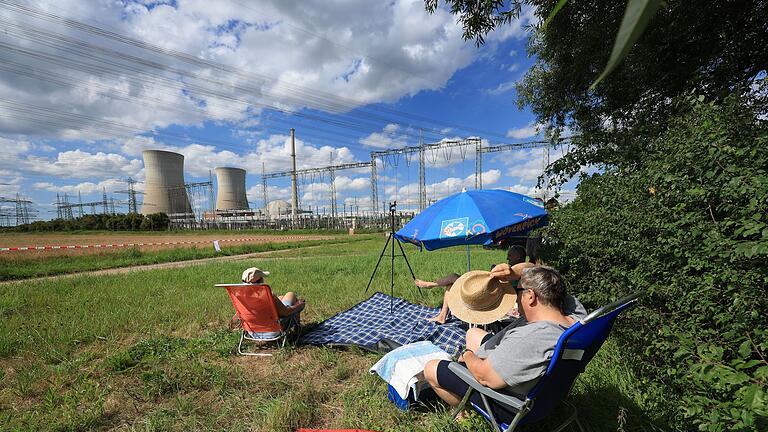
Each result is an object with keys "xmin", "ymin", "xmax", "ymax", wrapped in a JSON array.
[
  {"xmin": 9, "ymin": 213, "xmax": 169, "ymax": 232},
  {"xmin": 424, "ymin": 0, "xmax": 524, "ymax": 45},
  {"xmin": 427, "ymin": 1, "xmax": 768, "ymax": 430},
  {"xmin": 429, "ymin": 0, "xmax": 768, "ymax": 181},
  {"xmin": 542, "ymin": 94, "xmax": 767, "ymax": 431}
]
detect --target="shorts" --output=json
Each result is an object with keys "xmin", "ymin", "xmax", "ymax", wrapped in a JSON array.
[{"xmin": 435, "ymin": 360, "xmax": 518, "ymax": 424}]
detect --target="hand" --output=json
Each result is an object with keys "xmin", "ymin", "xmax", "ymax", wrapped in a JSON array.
[{"xmin": 490, "ymin": 263, "xmax": 513, "ymax": 281}]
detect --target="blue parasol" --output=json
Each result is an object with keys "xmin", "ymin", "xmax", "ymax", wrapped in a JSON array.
[{"xmin": 394, "ymin": 189, "xmax": 548, "ymax": 251}]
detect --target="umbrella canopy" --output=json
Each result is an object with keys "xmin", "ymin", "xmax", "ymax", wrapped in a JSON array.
[{"xmin": 394, "ymin": 189, "xmax": 548, "ymax": 251}]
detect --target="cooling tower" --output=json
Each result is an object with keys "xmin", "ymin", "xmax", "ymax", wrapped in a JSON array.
[
  {"xmin": 140, "ymin": 150, "xmax": 192, "ymax": 215},
  {"xmin": 215, "ymin": 167, "xmax": 249, "ymax": 210}
]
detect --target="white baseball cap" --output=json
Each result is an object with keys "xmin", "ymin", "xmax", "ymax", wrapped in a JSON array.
[{"xmin": 241, "ymin": 267, "xmax": 270, "ymax": 283}]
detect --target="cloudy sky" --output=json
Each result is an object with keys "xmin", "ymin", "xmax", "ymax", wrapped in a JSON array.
[{"xmin": 0, "ymin": 0, "xmax": 574, "ymax": 220}]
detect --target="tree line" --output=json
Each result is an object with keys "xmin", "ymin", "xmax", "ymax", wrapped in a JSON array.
[{"xmin": 6, "ymin": 213, "xmax": 170, "ymax": 232}]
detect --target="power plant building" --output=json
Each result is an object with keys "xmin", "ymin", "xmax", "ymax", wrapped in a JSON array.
[
  {"xmin": 215, "ymin": 167, "xmax": 249, "ymax": 210},
  {"xmin": 140, "ymin": 150, "xmax": 192, "ymax": 216}
]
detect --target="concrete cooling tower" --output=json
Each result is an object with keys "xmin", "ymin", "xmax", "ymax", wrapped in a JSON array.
[
  {"xmin": 215, "ymin": 167, "xmax": 249, "ymax": 210},
  {"xmin": 140, "ymin": 150, "xmax": 192, "ymax": 215}
]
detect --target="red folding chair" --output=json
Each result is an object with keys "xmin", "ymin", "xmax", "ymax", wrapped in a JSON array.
[{"xmin": 216, "ymin": 283, "xmax": 302, "ymax": 356}]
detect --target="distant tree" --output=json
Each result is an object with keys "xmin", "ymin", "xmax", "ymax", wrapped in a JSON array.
[{"xmin": 140, "ymin": 213, "xmax": 169, "ymax": 231}]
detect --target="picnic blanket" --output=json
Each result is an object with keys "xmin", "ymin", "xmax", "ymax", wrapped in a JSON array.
[{"xmin": 299, "ymin": 292, "xmax": 466, "ymax": 354}]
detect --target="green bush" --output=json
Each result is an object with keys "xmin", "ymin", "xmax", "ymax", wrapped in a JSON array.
[{"xmin": 543, "ymin": 94, "xmax": 767, "ymax": 431}]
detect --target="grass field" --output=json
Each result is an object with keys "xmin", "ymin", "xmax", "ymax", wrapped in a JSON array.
[
  {"xmin": 0, "ymin": 235, "xmax": 372, "ymax": 281},
  {"xmin": 0, "ymin": 238, "xmax": 667, "ymax": 431}
]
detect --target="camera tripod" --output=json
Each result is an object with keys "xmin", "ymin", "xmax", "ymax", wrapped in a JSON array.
[{"xmin": 365, "ymin": 201, "xmax": 421, "ymax": 312}]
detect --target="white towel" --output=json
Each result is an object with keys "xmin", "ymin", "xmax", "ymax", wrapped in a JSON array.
[{"xmin": 369, "ymin": 341, "xmax": 451, "ymax": 399}]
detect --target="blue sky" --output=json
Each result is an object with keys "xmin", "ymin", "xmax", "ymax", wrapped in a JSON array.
[{"xmin": 0, "ymin": 0, "xmax": 573, "ymax": 221}]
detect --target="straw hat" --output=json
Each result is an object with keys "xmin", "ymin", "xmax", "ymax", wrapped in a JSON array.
[
  {"xmin": 241, "ymin": 267, "xmax": 270, "ymax": 283},
  {"xmin": 445, "ymin": 270, "xmax": 517, "ymax": 324}
]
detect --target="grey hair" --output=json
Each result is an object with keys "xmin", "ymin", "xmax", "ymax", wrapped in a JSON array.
[{"xmin": 519, "ymin": 265, "xmax": 567, "ymax": 312}]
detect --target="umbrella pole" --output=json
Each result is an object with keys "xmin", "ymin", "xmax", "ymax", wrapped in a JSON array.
[{"xmin": 466, "ymin": 245, "xmax": 471, "ymax": 272}]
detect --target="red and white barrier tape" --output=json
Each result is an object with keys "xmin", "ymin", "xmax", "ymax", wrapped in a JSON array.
[{"xmin": 0, "ymin": 236, "xmax": 309, "ymax": 252}]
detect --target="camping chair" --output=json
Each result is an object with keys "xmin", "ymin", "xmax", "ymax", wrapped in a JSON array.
[
  {"xmin": 216, "ymin": 283, "xmax": 303, "ymax": 357},
  {"xmin": 448, "ymin": 292, "xmax": 641, "ymax": 432}
]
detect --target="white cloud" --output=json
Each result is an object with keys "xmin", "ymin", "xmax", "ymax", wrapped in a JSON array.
[
  {"xmin": 486, "ymin": 5, "xmax": 538, "ymax": 42},
  {"xmin": 385, "ymin": 169, "xmax": 501, "ymax": 204},
  {"xmin": 0, "ymin": 0, "xmax": 481, "ymax": 141},
  {"xmin": 506, "ymin": 122, "xmax": 543, "ymax": 139},
  {"xmin": 360, "ymin": 124, "xmax": 409, "ymax": 148},
  {"xmin": 0, "ymin": 150, "xmax": 143, "ymax": 180},
  {"xmin": 33, "ymin": 178, "xmax": 127, "ymax": 195},
  {"xmin": 487, "ymin": 80, "xmax": 518, "ymax": 95}
]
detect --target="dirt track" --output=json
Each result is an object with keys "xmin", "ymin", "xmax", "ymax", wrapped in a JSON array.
[
  {"xmin": 0, "ymin": 247, "xmax": 321, "ymax": 285},
  {"xmin": 0, "ymin": 233, "xmax": 338, "ymax": 255}
]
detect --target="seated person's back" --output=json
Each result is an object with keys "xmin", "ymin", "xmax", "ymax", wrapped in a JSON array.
[{"xmin": 241, "ymin": 267, "xmax": 305, "ymax": 318}]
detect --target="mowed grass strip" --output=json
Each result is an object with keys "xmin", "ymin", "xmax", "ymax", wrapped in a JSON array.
[
  {"xmin": 0, "ymin": 241, "xmax": 664, "ymax": 431},
  {"xmin": 0, "ymin": 235, "xmax": 374, "ymax": 281}
]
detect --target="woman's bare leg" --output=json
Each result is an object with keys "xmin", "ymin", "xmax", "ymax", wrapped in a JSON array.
[
  {"xmin": 427, "ymin": 290, "xmax": 451, "ymax": 323},
  {"xmin": 415, "ymin": 279, "xmax": 439, "ymax": 289},
  {"xmin": 278, "ymin": 291, "xmax": 297, "ymax": 306}
]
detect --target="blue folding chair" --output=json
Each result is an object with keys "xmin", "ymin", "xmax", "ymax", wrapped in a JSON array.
[{"xmin": 448, "ymin": 292, "xmax": 641, "ymax": 432}]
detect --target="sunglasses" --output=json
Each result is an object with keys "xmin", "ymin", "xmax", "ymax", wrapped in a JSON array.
[{"xmin": 515, "ymin": 286, "xmax": 532, "ymax": 297}]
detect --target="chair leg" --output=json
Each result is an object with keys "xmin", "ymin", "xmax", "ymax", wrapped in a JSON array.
[
  {"xmin": 451, "ymin": 387, "xmax": 474, "ymax": 420},
  {"xmin": 550, "ymin": 400, "xmax": 581, "ymax": 432},
  {"xmin": 479, "ymin": 392, "xmax": 502, "ymax": 432},
  {"xmin": 507, "ymin": 401, "xmax": 531, "ymax": 432},
  {"xmin": 237, "ymin": 331, "xmax": 273, "ymax": 357}
]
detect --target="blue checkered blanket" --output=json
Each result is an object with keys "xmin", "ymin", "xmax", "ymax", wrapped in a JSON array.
[{"xmin": 299, "ymin": 292, "xmax": 466, "ymax": 354}]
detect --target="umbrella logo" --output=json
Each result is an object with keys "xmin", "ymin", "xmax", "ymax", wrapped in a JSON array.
[
  {"xmin": 440, "ymin": 217, "xmax": 468, "ymax": 238},
  {"xmin": 466, "ymin": 220, "xmax": 487, "ymax": 239}
]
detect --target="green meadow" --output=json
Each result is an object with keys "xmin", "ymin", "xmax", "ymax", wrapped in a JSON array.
[
  {"xmin": 0, "ymin": 236, "xmax": 370, "ymax": 281},
  {"xmin": 0, "ymin": 238, "xmax": 665, "ymax": 431}
]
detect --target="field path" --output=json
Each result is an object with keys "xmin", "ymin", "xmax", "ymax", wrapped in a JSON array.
[{"xmin": 0, "ymin": 247, "xmax": 344, "ymax": 285}]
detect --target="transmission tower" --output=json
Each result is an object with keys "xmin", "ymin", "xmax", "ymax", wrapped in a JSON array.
[
  {"xmin": 62, "ymin": 193, "xmax": 74, "ymax": 220},
  {"xmin": 0, "ymin": 194, "xmax": 35, "ymax": 225},
  {"xmin": 371, "ymin": 158, "xmax": 378, "ymax": 213},
  {"xmin": 77, "ymin": 191, "xmax": 84, "ymax": 217},
  {"xmin": 418, "ymin": 129, "xmax": 426, "ymax": 211},
  {"xmin": 115, "ymin": 177, "xmax": 143, "ymax": 214},
  {"xmin": 261, "ymin": 162, "xmax": 269, "ymax": 218}
]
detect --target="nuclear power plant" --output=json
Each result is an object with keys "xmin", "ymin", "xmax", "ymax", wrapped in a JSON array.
[
  {"xmin": 140, "ymin": 150, "xmax": 192, "ymax": 216},
  {"xmin": 215, "ymin": 167, "xmax": 248, "ymax": 210},
  {"xmin": 38, "ymin": 133, "xmax": 558, "ymax": 231}
]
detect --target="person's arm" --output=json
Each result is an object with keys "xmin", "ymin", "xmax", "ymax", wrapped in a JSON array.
[
  {"xmin": 490, "ymin": 263, "xmax": 514, "ymax": 282},
  {"xmin": 460, "ymin": 350, "xmax": 507, "ymax": 389}
]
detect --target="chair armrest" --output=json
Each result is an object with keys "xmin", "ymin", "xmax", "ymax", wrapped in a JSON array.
[{"xmin": 447, "ymin": 362, "xmax": 526, "ymax": 411}]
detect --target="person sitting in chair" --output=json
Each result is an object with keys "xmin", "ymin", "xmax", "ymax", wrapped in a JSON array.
[
  {"xmin": 423, "ymin": 266, "xmax": 587, "ymax": 423},
  {"xmin": 241, "ymin": 267, "xmax": 305, "ymax": 319},
  {"xmin": 416, "ymin": 245, "xmax": 527, "ymax": 323}
]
